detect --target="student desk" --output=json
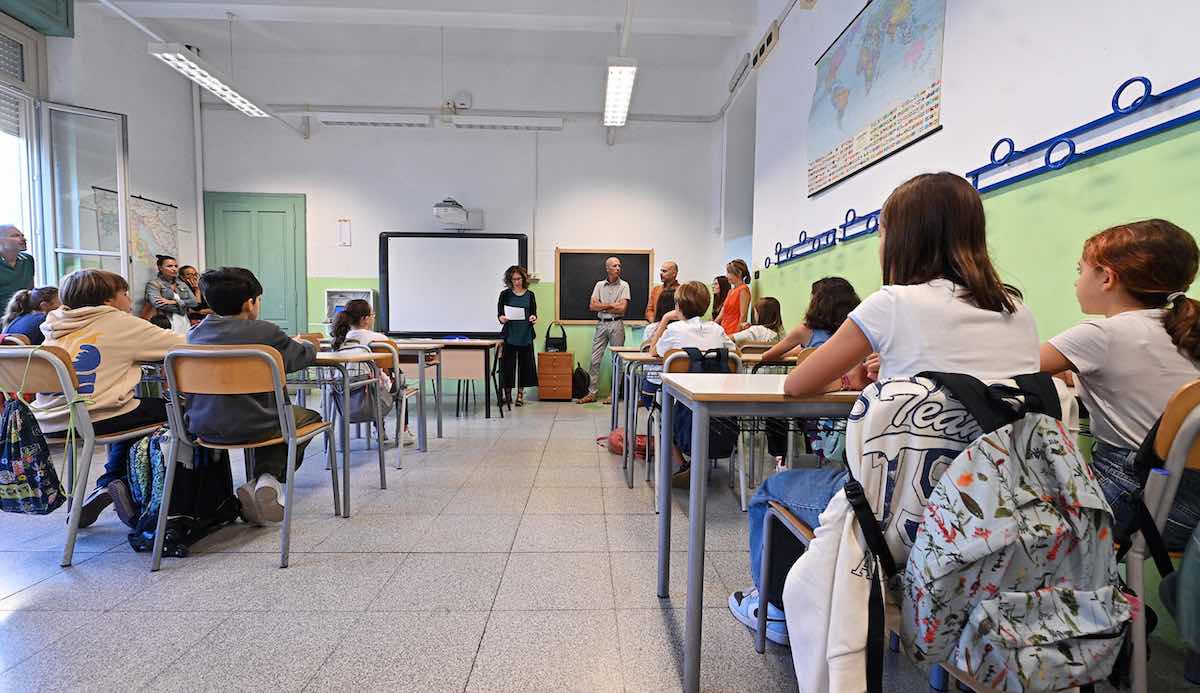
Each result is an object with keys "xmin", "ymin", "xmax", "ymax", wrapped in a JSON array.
[
  {"xmin": 609, "ymin": 346, "xmax": 643, "ymax": 429},
  {"xmin": 387, "ymin": 342, "xmax": 444, "ymax": 451},
  {"xmin": 737, "ymin": 353, "xmax": 798, "ymax": 370},
  {"xmin": 617, "ymin": 351, "xmax": 662, "ymax": 488},
  {"xmin": 399, "ymin": 339, "xmax": 501, "ymax": 419},
  {"xmin": 657, "ymin": 373, "xmax": 858, "ymax": 693}
]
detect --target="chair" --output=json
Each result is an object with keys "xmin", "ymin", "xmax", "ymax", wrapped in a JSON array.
[
  {"xmin": 153, "ymin": 344, "xmax": 336, "ymax": 569},
  {"xmin": 368, "ymin": 340, "xmax": 422, "ymax": 467},
  {"xmin": 0, "ymin": 333, "xmax": 30, "ymax": 345},
  {"xmin": 1126, "ymin": 379, "xmax": 1200, "ymax": 692},
  {"xmin": 0, "ymin": 346, "xmax": 163, "ymax": 567},
  {"xmin": 662, "ymin": 349, "xmax": 746, "ymax": 507},
  {"xmin": 491, "ymin": 343, "xmax": 508, "ymax": 418},
  {"xmin": 747, "ymin": 348, "xmax": 816, "ymax": 488},
  {"xmin": 739, "ymin": 342, "xmax": 774, "ymax": 355}
]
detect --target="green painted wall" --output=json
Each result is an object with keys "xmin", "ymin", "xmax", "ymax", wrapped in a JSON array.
[
  {"xmin": 754, "ymin": 119, "xmax": 1200, "ymax": 649},
  {"xmin": 305, "ymin": 276, "xmax": 639, "ymax": 396},
  {"xmin": 754, "ymin": 120, "xmax": 1200, "ymax": 341}
]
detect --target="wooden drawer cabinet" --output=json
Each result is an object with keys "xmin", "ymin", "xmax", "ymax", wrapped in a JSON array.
[{"xmin": 537, "ymin": 351, "xmax": 574, "ymax": 401}]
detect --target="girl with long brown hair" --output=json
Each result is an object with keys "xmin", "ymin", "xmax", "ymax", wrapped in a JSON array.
[{"xmin": 1042, "ymin": 219, "xmax": 1200, "ymax": 549}]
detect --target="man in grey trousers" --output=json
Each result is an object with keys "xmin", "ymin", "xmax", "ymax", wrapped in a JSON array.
[{"xmin": 577, "ymin": 256, "xmax": 630, "ymax": 404}]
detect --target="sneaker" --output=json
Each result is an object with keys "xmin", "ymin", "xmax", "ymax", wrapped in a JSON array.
[
  {"xmin": 728, "ymin": 589, "xmax": 790, "ymax": 646},
  {"xmin": 254, "ymin": 474, "xmax": 285, "ymax": 524},
  {"xmin": 236, "ymin": 480, "xmax": 262, "ymax": 526},
  {"xmin": 76, "ymin": 485, "xmax": 112, "ymax": 528},
  {"xmin": 775, "ymin": 456, "xmax": 787, "ymax": 473},
  {"xmin": 106, "ymin": 480, "xmax": 139, "ymax": 529},
  {"xmin": 671, "ymin": 464, "xmax": 692, "ymax": 488},
  {"xmin": 402, "ymin": 429, "xmax": 417, "ymax": 447}
]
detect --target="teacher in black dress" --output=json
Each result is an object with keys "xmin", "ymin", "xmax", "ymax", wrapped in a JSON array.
[{"xmin": 497, "ymin": 265, "xmax": 539, "ymax": 406}]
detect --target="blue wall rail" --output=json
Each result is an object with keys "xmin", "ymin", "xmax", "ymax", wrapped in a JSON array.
[{"xmin": 764, "ymin": 72, "xmax": 1200, "ymax": 270}]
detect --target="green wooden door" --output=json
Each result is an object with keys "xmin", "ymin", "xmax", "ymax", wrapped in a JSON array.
[{"xmin": 203, "ymin": 192, "xmax": 306, "ymax": 334}]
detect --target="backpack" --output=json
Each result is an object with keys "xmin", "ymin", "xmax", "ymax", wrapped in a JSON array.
[
  {"xmin": 671, "ymin": 348, "xmax": 738, "ymax": 459},
  {"xmin": 892, "ymin": 372, "xmax": 1130, "ymax": 692},
  {"xmin": 597, "ymin": 428, "xmax": 652, "ymax": 458},
  {"xmin": 544, "ymin": 322, "xmax": 567, "ymax": 353},
  {"xmin": 0, "ymin": 398, "xmax": 64, "ymax": 515},
  {"xmin": 332, "ymin": 343, "xmax": 394, "ymax": 424},
  {"xmin": 572, "ymin": 363, "xmax": 590, "ymax": 400},
  {"xmin": 125, "ymin": 427, "xmax": 241, "ymax": 557}
]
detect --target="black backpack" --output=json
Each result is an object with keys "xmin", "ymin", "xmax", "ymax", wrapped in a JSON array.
[
  {"xmin": 544, "ymin": 322, "xmax": 568, "ymax": 353},
  {"xmin": 671, "ymin": 347, "xmax": 739, "ymax": 459},
  {"xmin": 572, "ymin": 363, "xmax": 591, "ymax": 400}
]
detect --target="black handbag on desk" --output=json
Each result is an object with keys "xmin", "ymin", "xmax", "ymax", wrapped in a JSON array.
[{"xmin": 544, "ymin": 322, "xmax": 567, "ymax": 352}]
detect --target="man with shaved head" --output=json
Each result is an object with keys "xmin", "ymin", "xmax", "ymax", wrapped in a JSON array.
[
  {"xmin": 646, "ymin": 260, "xmax": 679, "ymax": 322},
  {"xmin": 579, "ymin": 256, "xmax": 630, "ymax": 404},
  {"xmin": 0, "ymin": 225, "xmax": 33, "ymax": 311}
]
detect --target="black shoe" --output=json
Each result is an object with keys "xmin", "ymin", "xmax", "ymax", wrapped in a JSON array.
[
  {"xmin": 107, "ymin": 480, "xmax": 138, "ymax": 528},
  {"xmin": 76, "ymin": 486, "xmax": 112, "ymax": 528},
  {"xmin": 672, "ymin": 464, "xmax": 692, "ymax": 489}
]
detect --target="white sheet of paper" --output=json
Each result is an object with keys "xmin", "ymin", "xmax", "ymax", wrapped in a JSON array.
[{"xmin": 504, "ymin": 305, "xmax": 526, "ymax": 321}]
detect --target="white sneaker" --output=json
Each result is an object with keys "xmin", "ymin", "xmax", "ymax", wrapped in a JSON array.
[
  {"xmin": 236, "ymin": 480, "xmax": 262, "ymax": 526},
  {"xmin": 254, "ymin": 473, "xmax": 285, "ymax": 524},
  {"xmin": 402, "ymin": 429, "xmax": 417, "ymax": 447}
]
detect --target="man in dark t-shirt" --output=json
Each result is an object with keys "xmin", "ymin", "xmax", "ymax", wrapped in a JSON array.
[{"xmin": 0, "ymin": 225, "xmax": 34, "ymax": 311}]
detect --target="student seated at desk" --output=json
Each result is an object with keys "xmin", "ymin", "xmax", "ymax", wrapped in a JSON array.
[
  {"xmin": 331, "ymin": 297, "xmax": 412, "ymax": 447},
  {"xmin": 3, "ymin": 286, "xmax": 60, "ymax": 345},
  {"xmin": 187, "ymin": 267, "xmax": 320, "ymax": 525},
  {"xmin": 637, "ymin": 288, "xmax": 677, "ymax": 407},
  {"xmin": 32, "ymin": 269, "xmax": 185, "ymax": 528},
  {"xmin": 1041, "ymin": 219, "xmax": 1200, "ymax": 550},
  {"xmin": 728, "ymin": 172, "xmax": 1040, "ymax": 646},
  {"xmin": 731, "ymin": 297, "xmax": 784, "ymax": 346},
  {"xmin": 649, "ymin": 280, "xmax": 736, "ymax": 486}
]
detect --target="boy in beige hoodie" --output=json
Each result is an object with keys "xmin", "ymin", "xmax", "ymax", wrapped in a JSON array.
[{"xmin": 33, "ymin": 269, "xmax": 185, "ymax": 528}]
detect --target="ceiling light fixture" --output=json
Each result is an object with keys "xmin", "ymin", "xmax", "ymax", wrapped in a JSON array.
[
  {"xmin": 452, "ymin": 115, "xmax": 564, "ymax": 132},
  {"xmin": 604, "ymin": 57, "xmax": 637, "ymax": 127},
  {"xmin": 148, "ymin": 42, "xmax": 270, "ymax": 118}
]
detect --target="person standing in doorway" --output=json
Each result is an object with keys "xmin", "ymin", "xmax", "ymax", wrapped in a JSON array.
[
  {"xmin": 646, "ymin": 261, "xmax": 680, "ymax": 322},
  {"xmin": 718, "ymin": 259, "xmax": 752, "ymax": 335},
  {"xmin": 497, "ymin": 265, "xmax": 539, "ymax": 407},
  {"xmin": 579, "ymin": 256, "xmax": 630, "ymax": 404},
  {"xmin": 0, "ymin": 225, "xmax": 34, "ymax": 312}
]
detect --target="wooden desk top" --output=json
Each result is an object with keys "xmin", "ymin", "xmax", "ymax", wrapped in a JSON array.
[
  {"xmin": 661, "ymin": 373, "xmax": 859, "ymax": 404},
  {"xmin": 314, "ymin": 352, "xmax": 392, "ymax": 366},
  {"xmin": 611, "ymin": 346, "xmax": 643, "ymax": 353},
  {"xmin": 739, "ymin": 353, "xmax": 798, "ymax": 366},
  {"xmin": 388, "ymin": 341, "xmax": 443, "ymax": 350},
  {"xmin": 407, "ymin": 339, "xmax": 501, "ymax": 348},
  {"xmin": 620, "ymin": 352, "xmax": 662, "ymax": 363}
]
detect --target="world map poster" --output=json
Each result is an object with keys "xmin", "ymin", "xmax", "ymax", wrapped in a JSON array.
[{"xmin": 807, "ymin": 0, "xmax": 946, "ymax": 195}]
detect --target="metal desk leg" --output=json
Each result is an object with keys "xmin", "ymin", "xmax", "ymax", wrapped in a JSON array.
[
  {"xmin": 683, "ymin": 402, "xmax": 711, "ymax": 693},
  {"xmin": 484, "ymin": 347, "xmax": 492, "ymax": 419},
  {"xmin": 656, "ymin": 386, "xmax": 674, "ymax": 597},
  {"xmin": 373, "ymin": 377, "xmax": 387, "ymax": 490},
  {"xmin": 417, "ymin": 351, "xmax": 428, "ymax": 452},
  {"xmin": 340, "ymin": 364, "xmax": 352, "ymax": 518},
  {"xmin": 435, "ymin": 359, "xmax": 443, "ymax": 438},
  {"xmin": 609, "ymin": 352, "xmax": 618, "ymax": 430},
  {"xmin": 626, "ymin": 364, "xmax": 640, "ymax": 489}
]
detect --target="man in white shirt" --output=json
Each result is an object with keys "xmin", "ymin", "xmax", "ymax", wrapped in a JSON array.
[{"xmin": 579, "ymin": 257, "xmax": 631, "ymax": 404}]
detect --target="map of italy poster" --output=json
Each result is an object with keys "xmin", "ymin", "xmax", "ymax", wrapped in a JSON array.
[{"xmin": 807, "ymin": 0, "xmax": 946, "ymax": 195}]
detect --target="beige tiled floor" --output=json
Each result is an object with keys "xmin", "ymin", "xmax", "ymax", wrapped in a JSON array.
[{"xmin": 0, "ymin": 400, "xmax": 1192, "ymax": 692}]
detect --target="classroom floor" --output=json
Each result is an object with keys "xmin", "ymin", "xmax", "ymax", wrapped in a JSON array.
[{"xmin": 0, "ymin": 399, "xmax": 1194, "ymax": 692}]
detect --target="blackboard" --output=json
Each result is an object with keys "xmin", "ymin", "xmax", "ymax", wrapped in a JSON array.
[{"xmin": 555, "ymin": 248, "xmax": 653, "ymax": 324}]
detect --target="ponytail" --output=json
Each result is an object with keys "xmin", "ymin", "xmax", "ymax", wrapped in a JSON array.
[
  {"xmin": 331, "ymin": 298, "xmax": 373, "ymax": 349},
  {"xmin": 2, "ymin": 290, "xmax": 32, "ymax": 328},
  {"xmin": 1165, "ymin": 294, "xmax": 1200, "ymax": 361}
]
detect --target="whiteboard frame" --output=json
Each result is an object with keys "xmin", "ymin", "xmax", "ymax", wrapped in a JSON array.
[
  {"xmin": 554, "ymin": 247, "xmax": 653, "ymax": 326},
  {"xmin": 378, "ymin": 232, "xmax": 528, "ymax": 338}
]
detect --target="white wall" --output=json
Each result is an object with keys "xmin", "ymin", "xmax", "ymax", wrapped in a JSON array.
[
  {"xmin": 46, "ymin": 3, "xmax": 199, "ymax": 263},
  {"xmin": 722, "ymin": 71, "xmax": 756, "ymax": 239},
  {"xmin": 751, "ymin": 0, "xmax": 1200, "ymax": 270},
  {"xmin": 203, "ymin": 113, "xmax": 724, "ymax": 284}
]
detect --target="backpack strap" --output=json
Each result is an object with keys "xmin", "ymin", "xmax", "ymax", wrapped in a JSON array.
[
  {"xmin": 1115, "ymin": 496, "xmax": 1175, "ymax": 577},
  {"xmin": 919, "ymin": 371, "xmax": 1062, "ymax": 433},
  {"xmin": 843, "ymin": 468, "xmax": 896, "ymax": 693}
]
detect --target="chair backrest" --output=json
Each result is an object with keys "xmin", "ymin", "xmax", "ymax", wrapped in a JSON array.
[
  {"xmin": 739, "ymin": 342, "xmax": 774, "ymax": 355},
  {"xmin": 1154, "ymin": 379, "xmax": 1200, "ymax": 471},
  {"xmin": 0, "ymin": 333, "xmax": 30, "ymax": 346},
  {"xmin": 296, "ymin": 333, "xmax": 323, "ymax": 350},
  {"xmin": 663, "ymin": 348, "xmax": 741, "ymax": 374},
  {"xmin": 164, "ymin": 344, "xmax": 286, "ymax": 396},
  {"xmin": 794, "ymin": 347, "xmax": 816, "ymax": 364},
  {"xmin": 0, "ymin": 345, "xmax": 79, "ymax": 394}
]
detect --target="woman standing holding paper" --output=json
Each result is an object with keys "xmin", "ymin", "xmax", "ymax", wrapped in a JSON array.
[{"xmin": 497, "ymin": 265, "xmax": 539, "ymax": 406}]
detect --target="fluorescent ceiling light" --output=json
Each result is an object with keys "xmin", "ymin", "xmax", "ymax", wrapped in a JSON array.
[
  {"xmin": 148, "ymin": 42, "xmax": 269, "ymax": 118},
  {"xmin": 604, "ymin": 57, "xmax": 637, "ymax": 127},
  {"xmin": 451, "ymin": 115, "xmax": 564, "ymax": 131},
  {"xmin": 316, "ymin": 112, "xmax": 432, "ymax": 128}
]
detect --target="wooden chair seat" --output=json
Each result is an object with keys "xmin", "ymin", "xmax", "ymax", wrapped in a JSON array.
[
  {"xmin": 402, "ymin": 386, "xmax": 420, "ymax": 398},
  {"xmin": 767, "ymin": 500, "xmax": 814, "ymax": 542},
  {"xmin": 44, "ymin": 422, "xmax": 165, "ymax": 445},
  {"xmin": 195, "ymin": 420, "xmax": 331, "ymax": 450}
]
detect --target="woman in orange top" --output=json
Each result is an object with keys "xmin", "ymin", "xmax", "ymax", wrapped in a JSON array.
[{"xmin": 718, "ymin": 258, "xmax": 752, "ymax": 335}]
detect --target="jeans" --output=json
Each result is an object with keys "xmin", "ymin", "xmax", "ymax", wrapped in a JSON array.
[
  {"xmin": 748, "ymin": 465, "xmax": 848, "ymax": 596},
  {"xmin": 93, "ymin": 398, "xmax": 169, "ymax": 488},
  {"xmin": 1092, "ymin": 440, "xmax": 1200, "ymax": 551},
  {"xmin": 249, "ymin": 406, "xmax": 323, "ymax": 481}
]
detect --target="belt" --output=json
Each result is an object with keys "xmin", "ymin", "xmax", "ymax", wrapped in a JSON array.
[{"xmin": 598, "ymin": 317, "xmax": 623, "ymax": 322}]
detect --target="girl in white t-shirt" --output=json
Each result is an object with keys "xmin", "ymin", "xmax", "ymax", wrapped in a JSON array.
[
  {"xmin": 1041, "ymin": 219, "xmax": 1200, "ymax": 549},
  {"xmin": 331, "ymin": 299, "xmax": 413, "ymax": 446},
  {"xmin": 730, "ymin": 172, "xmax": 1041, "ymax": 645},
  {"xmin": 731, "ymin": 297, "xmax": 784, "ymax": 346}
]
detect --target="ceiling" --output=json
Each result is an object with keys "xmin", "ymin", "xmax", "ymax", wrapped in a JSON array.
[{"xmin": 103, "ymin": 0, "xmax": 760, "ymax": 69}]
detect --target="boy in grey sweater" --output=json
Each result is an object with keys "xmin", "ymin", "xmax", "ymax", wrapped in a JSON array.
[{"xmin": 187, "ymin": 267, "xmax": 320, "ymax": 525}]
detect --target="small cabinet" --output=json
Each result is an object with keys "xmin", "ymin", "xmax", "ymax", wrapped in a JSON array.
[{"xmin": 537, "ymin": 351, "xmax": 574, "ymax": 401}]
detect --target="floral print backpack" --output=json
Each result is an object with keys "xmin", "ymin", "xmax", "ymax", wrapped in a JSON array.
[{"xmin": 899, "ymin": 372, "xmax": 1130, "ymax": 691}]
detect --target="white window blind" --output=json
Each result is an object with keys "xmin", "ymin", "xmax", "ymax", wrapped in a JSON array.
[{"xmin": 0, "ymin": 33, "xmax": 23, "ymax": 85}]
